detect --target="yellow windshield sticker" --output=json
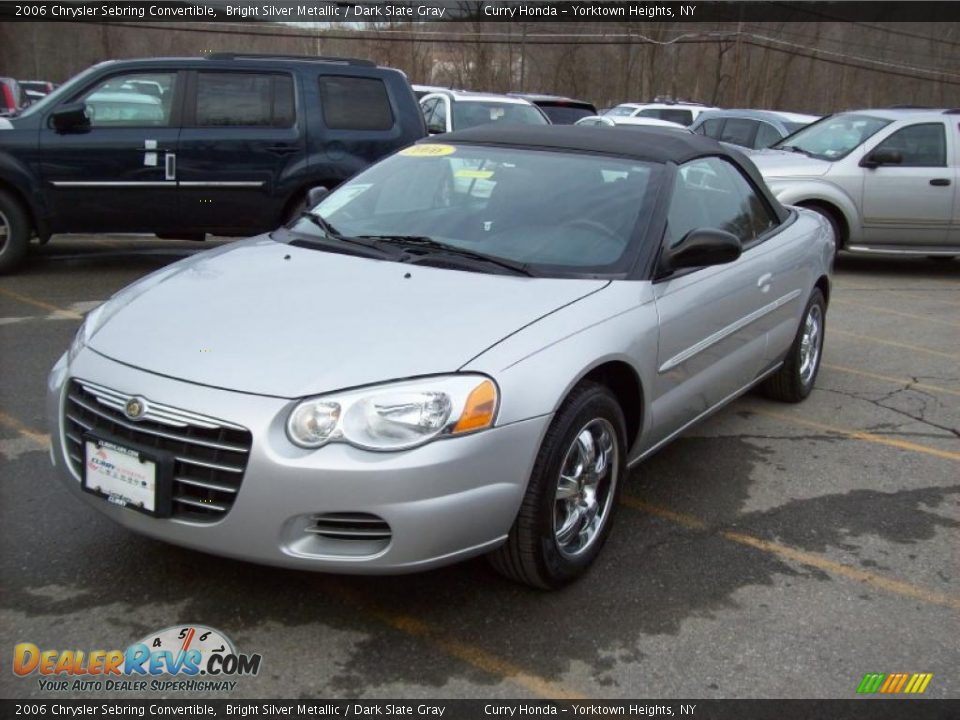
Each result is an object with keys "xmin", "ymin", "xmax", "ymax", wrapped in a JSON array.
[
  {"xmin": 454, "ymin": 169, "xmax": 494, "ymax": 179},
  {"xmin": 400, "ymin": 144, "xmax": 456, "ymax": 157}
]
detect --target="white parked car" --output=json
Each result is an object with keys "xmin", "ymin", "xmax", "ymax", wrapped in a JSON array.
[
  {"xmin": 575, "ymin": 115, "xmax": 692, "ymax": 132},
  {"xmin": 751, "ymin": 108, "xmax": 960, "ymax": 258},
  {"xmin": 604, "ymin": 101, "xmax": 718, "ymax": 126},
  {"xmin": 420, "ymin": 90, "xmax": 549, "ymax": 134}
]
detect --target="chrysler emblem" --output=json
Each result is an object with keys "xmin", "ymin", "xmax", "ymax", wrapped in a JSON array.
[{"xmin": 124, "ymin": 397, "xmax": 147, "ymax": 420}]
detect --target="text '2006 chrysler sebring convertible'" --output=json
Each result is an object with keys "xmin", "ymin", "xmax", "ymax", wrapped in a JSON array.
[{"xmin": 47, "ymin": 127, "xmax": 834, "ymax": 589}]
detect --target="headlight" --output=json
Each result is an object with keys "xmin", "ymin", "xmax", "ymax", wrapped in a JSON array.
[{"xmin": 287, "ymin": 375, "xmax": 498, "ymax": 451}]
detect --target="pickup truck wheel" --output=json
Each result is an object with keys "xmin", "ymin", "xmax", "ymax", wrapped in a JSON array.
[
  {"xmin": 489, "ymin": 382, "xmax": 625, "ymax": 589},
  {"xmin": 761, "ymin": 289, "xmax": 826, "ymax": 403},
  {"xmin": 0, "ymin": 191, "xmax": 31, "ymax": 274}
]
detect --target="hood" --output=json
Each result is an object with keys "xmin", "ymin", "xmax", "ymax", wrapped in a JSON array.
[
  {"xmin": 89, "ymin": 237, "xmax": 608, "ymax": 398},
  {"xmin": 748, "ymin": 149, "xmax": 831, "ymax": 178}
]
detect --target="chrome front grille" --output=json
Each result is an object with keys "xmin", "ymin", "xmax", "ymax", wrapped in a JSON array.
[{"xmin": 63, "ymin": 379, "xmax": 252, "ymax": 522}]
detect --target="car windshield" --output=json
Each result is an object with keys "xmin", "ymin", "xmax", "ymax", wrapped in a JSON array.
[
  {"xmin": 772, "ymin": 113, "xmax": 890, "ymax": 160},
  {"xmin": 288, "ymin": 144, "xmax": 661, "ymax": 277},
  {"xmin": 452, "ymin": 102, "xmax": 548, "ymax": 130},
  {"xmin": 605, "ymin": 105, "xmax": 638, "ymax": 117}
]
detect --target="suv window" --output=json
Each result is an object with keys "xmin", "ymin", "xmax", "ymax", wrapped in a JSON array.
[
  {"xmin": 80, "ymin": 72, "xmax": 176, "ymax": 127},
  {"xmin": 719, "ymin": 118, "xmax": 757, "ymax": 147},
  {"xmin": 196, "ymin": 73, "xmax": 294, "ymax": 127},
  {"xmin": 319, "ymin": 76, "xmax": 394, "ymax": 130},
  {"xmin": 668, "ymin": 157, "xmax": 777, "ymax": 248},
  {"xmin": 697, "ymin": 118, "xmax": 723, "ymax": 138},
  {"xmin": 755, "ymin": 121, "xmax": 782, "ymax": 149},
  {"xmin": 873, "ymin": 123, "xmax": 947, "ymax": 167},
  {"xmin": 639, "ymin": 108, "xmax": 693, "ymax": 125}
]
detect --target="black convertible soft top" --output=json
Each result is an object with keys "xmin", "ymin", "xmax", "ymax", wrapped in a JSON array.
[{"xmin": 434, "ymin": 125, "xmax": 790, "ymax": 224}]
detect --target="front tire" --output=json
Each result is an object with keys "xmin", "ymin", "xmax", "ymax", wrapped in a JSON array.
[
  {"xmin": 0, "ymin": 191, "xmax": 31, "ymax": 274},
  {"xmin": 489, "ymin": 382, "xmax": 626, "ymax": 589},
  {"xmin": 761, "ymin": 289, "xmax": 826, "ymax": 403}
]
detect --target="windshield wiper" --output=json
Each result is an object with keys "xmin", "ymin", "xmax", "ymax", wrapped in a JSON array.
[
  {"xmin": 294, "ymin": 213, "xmax": 403, "ymax": 258},
  {"xmin": 776, "ymin": 145, "xmax": 814, "ymax": 157},
  {"xmin": 356, "ymin": 235, "xmax": 537, "ymax": 277}
]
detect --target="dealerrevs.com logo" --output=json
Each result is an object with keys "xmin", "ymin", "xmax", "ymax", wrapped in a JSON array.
[{"xmin": 13, "ymin": 625, "xmax": 262, "ymax": 693}]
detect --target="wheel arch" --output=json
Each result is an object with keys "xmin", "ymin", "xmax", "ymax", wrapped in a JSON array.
[
  {"xmin": 0, "ymin": 176, "xmax": 43, "ymax": 239},
  {"xmin": 795, "ymin": 199, "xmax": 850, "ymax": 250},
  {"xmin": 574, "ymin": 360, "xmax": 644, "ymax": 456}
]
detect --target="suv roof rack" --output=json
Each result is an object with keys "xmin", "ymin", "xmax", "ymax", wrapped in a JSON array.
[{"xmin": 204, "ymin": 53, "xmax": 375, "ymax": 67}]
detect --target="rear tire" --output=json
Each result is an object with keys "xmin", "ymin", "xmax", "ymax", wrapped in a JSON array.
[
  {"xmin": 0, "ymin": 190, "xmax": 31, "ymax": 274},
  {"xmin": 761, "ymin": 289, "xmax": 826, "ymax": 403},
  {"xmin": 489, "ymin": 382, "xmax": 626, "ymax": 589}
]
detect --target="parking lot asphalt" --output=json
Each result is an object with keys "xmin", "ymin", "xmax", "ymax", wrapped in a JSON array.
[{"xmin": 0, "ymin": 237, "xmax": 957, "ymax": 700}]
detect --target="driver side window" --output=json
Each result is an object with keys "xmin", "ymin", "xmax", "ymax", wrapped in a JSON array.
[
  {"xmin": 872, "ymin": 123, "xmax": 946, "ymax": 167},
  {"xmin": 79, "ymin": 72, "xmax": 176, "ymax": 127},
  {"xmin": 667, "ymin": 157, "xmax": 778, "ymax": 249}
]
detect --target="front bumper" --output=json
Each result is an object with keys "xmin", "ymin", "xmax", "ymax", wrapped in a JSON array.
[{"xmin": 47, "ymin": 349, "xmax": 550, "ymax": 573}]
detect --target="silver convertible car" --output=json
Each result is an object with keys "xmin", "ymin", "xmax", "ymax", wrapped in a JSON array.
[{"xmin": 47, "ymin": 127, "xmax": 834, "ymax": 588}]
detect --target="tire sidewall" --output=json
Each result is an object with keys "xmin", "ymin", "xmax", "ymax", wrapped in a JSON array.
[
  {"xmin": 533, "ymin": 387, "xmax": 627, "ymax": 585},
  {"xmin": 793, "ymin": 290, "xmax": 826, "ymax": 399},
  {"xmin": 0, "ymin": 192, "xmax": 30, "ymax": 274}
]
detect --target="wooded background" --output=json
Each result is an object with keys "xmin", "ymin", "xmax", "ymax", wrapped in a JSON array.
[{"xmin": 2, "ymin": 20, "xmax": 959, "ymax": 113}]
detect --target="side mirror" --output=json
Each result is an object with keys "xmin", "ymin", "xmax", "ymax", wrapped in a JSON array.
[
  {"xmin": 860, "ymin": 148, "xmax": 902, "ymax": 169},
  {"xmin": 665, "ymin": 228, "xmax": 742, "ymax": 271},
  {"xmin": 427, "ymin": 119, "xmax": 446, "ymax": 135},
  {"xmin": 51, "ymin": 103, "xmax": 90, "ymax": 133},
  {"xmin": 306, "ymin": 186, "xmax": 329, "ymax": 208}
]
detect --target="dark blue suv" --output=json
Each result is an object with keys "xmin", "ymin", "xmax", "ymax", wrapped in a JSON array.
[{"xmin": 0, "ymin": 54, "xmax": 426, "ymax": 272}]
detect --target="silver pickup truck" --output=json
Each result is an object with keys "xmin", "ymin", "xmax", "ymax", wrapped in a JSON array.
[{"xmin": 751, "ymin": 108, "xmax": 960, "ymax": 259}]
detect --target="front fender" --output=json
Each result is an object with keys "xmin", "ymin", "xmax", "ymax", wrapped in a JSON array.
[
  {"xmin": 462, "ymin": 282, "xmax": 656, "ymax": 452},
  {"xmin": 765, "ymin": 178, "xmax": 861, "ymax": 244}
]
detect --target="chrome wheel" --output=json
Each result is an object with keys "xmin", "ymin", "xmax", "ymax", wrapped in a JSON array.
[
  {"xmin": 799, "ymin": 303, "xmax": 823, "ymax": 386},
  {"xmin": 553, "ymin": 418, "xmax": 619, "ymax": 558}
]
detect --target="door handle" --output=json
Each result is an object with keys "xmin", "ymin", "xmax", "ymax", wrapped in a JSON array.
[
  {"xmin": 165, "ymin": 152, "xmax": 176, "ymax": 181},
  {"xmin": 266, "ymin": 144, "xmax": 297, "ymax": 155},
  {"xmin": 930, "ymin": 178, "xmax": 951, "ymax": 186},
  {"xmin": 757, "ymin": 273, "xmax": 772, "ymax": 293}
]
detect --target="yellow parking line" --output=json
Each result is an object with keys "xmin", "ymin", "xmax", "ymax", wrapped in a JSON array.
[
  {"xmin": 331, "ymin": 583, "xmax": 585, "ymax": 699},
  {"xmin": 822, "ymin": 363, "xmax": 960, "ymax": 398},
  {"xmin": 831, "ymin": 328, "xmax": 959, "ymax": 361},
  {"xmin": 0, "ymin": 411, "xmax": 51, "ymax": 448},
  {"xmin": 746, "ymin": 407, "xmax": 960, "ymax": 462},
  {"xmin": 0, "ymin": 287, "xmax": 82, "ymax": 320},
  {"xmin": 622, "ymin": 498, "xmax": 960, "ymax": 612},
  {"xmin": 832, "ymin": 299, "xmax": 960, "ymax": 329}
]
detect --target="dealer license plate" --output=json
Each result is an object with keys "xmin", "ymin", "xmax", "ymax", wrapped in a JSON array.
[{"xmin": 83, "ymin": 438, "xmax": 157, "ymax": 513}]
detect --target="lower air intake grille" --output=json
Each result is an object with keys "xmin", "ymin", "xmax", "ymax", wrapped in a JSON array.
[
  {"xmin": 307, "ymin": 513, "xmax": 392, "ymax": 541},
  {"xmin": 63, "ymin": 379, "xmax": 252, "ymax": 522}
]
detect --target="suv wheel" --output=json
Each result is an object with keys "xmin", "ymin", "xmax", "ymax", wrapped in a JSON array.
[{"xmin": 0, "ymin": 191, "xmax": 30, "ymax": 274}]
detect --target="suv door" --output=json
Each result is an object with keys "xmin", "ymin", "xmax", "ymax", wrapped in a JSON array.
[
  {"xmin": 39, "ymin": 69, "xmax": 183, "ymax": 233},
  {"xmin": 646, "ymin": 157, "xmax": 788, "ymax": 452},
  {"xmin": 861, "ymin": 121, "xmax": 954, "ymax": 246},
  {"xmin": 176, "ymin": 70, "xmax": 301, "ymax": 234}
]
